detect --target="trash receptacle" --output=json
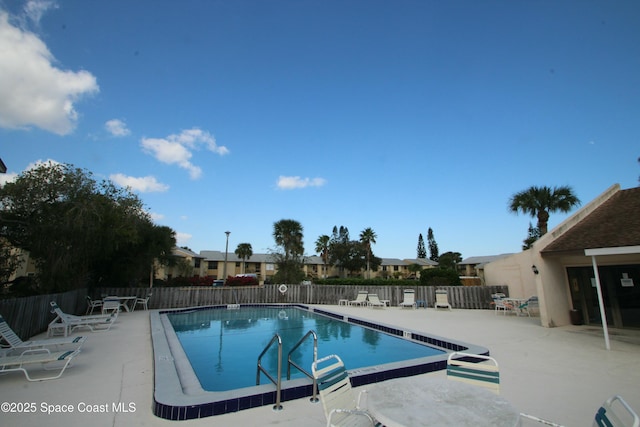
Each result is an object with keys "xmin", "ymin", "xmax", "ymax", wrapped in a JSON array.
[{"xmin": 570, "ymin": 309, "xmax": 583, "ymax": 325}]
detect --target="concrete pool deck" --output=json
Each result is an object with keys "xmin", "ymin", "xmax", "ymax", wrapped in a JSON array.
[{"xmin": 1, "ymin": 305, "xmax": 639, "ymax": 427}]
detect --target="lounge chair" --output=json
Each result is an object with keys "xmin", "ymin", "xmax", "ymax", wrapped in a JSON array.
[
  {"xmin": 0, "ymin": 314, "xmax": 86, "ymax": 355},
  {"xmin": 349, "ymin": 291, "xmax": 368, "ymax": 307},
  {"xmin": 311, "ymin": 354, "xmax": 377, "ymax": 427},
  {"xmin": 593, "ymin": 395, "xmax": 639, "ymax": 427},
  {"xmin": 446, "ymin": 351, "xmax": 500, "ymax": 395},
  {"xmin": 0, "ymin": 348, "xmax": 80, "ymax": 381},
  {"xmin": 434, "ymin": 290, "xmax": 452, "ymax": 310},
  {"xmin": 48, "ymin": 301, "xmax": 116, "ymax": 337},
  {"xmin": 85, "ymin": 296, "xmax": 103, "ymax": 314},
  {"xmin": 366, "ymin": 294, "xmax": 386, "ymax": 309},
  {"xmin": 399, "ymin": 289, "xmax": 417, "ymax": 309}
]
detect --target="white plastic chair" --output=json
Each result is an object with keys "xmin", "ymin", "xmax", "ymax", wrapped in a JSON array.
[
  {"xmin": 399, "ymin": 289, "xmax": 417, "ymax": 309},
  {"xmin": 447, "ymin": 351, "xmax": 500, "ymax": 395},
  {"xmin": 435, "ymin": 290, "xmax": 452, "ymax": 310},
  {"xmin": 594, "ymin": 395, "xmax": 639, "ymax": 427},
  {"xmin": 311, "ymin": 354, "xmax": 376, "ymax": 427},
  {"xmin": 366, "ymin": 294, "xmax": 385, "ymax": 309},
  {"xmin": 349, "ymin": 291, "xmax": 368, "ymax": 306},
  {"xmin": 134, "ymin": 293, "xmax": 152, "ymax": 311}
]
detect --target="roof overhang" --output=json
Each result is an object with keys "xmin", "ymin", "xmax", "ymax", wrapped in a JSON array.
[{"xmin": 584, "ymin": 245, "xmax": 640, "ymax": 256}]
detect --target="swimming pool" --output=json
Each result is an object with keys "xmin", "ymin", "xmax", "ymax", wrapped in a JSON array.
[
  {"xmin": 167, "ymin": 306, "xmax": 444, "ymax": 391},
  {"xmin": 151, "ymin": 304, "xmax": 489, "ymax": 420}
]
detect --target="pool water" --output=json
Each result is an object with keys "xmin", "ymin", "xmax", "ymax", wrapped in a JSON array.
[{"xmin": 167, "ymin": 306, "xmax": 444, "ymax": 392}]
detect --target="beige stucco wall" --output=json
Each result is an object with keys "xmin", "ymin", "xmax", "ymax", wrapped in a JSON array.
[{"xmin": 485, "ymin": 184, "xmax": 622, "ymax": 328}]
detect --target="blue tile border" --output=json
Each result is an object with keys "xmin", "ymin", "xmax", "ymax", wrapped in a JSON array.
[{"xmin": 150, "ymin": 304, "xmax": 489, "ymax": 420}]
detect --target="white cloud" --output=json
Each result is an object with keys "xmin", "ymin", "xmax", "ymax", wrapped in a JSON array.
[
  {"xmin": 175, "ymin": 232, "xmax": 192, "ymax": 247},
  {"xmin": 140, "ymin": 128, "xmax": 229, "ymax": 179},
  {"xmin": 0, "ymin": 12, "xmax": 99, "ymax": 135},
  {"xmin": 105, "ymin": 119, "xmax": 130, "ymax": 137},
  {"xmin": 109, "ymin": 173, "xmax": 169, "ymax": 193},
  {"xmin": 0, "ymin": 172, "xmax": 18, "ymax": 186},
  {"xmin": 149, "ymin": 212, "xmax": 165, "ymax": 221},
  {"xmin": 276, "ymin": 176, "xmax": 327, "ymax": 190},
  {"xmin": 23, "ymin": 1, "xmax": 58, "ymax": 26}
]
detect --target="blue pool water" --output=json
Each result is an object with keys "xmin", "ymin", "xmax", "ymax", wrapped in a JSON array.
[{"xmin": 167, "ymin": 306, "xmax": 444, "ymax": 392}]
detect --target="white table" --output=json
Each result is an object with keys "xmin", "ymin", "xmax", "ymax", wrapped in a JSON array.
[
  {"xmin": 367, "ymin": 376, "xmax": 521, "ymax": 427},
  {"xmin": 102, "ymin": 296, "xmax": 137, "ymax": 313}
]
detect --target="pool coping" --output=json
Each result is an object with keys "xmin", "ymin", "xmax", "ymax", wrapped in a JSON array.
[{"xmin": 150, "ymin": 303, "xmax": 490, "ymax": 420}]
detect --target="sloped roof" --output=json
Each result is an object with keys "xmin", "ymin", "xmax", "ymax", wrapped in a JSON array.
[
  {"xmin": 459, "ymin": 254, "xmax": 514, "ymax": 265},
  {"xmin": 404, "ymin": 258, "xmax": 439, "ymax": 267},
  {"xmin": 542, "ymin": 187, "xmax": 640, "ymax": 254}
]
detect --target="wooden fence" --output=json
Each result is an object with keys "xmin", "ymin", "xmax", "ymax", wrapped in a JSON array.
[{"xmin": 1, "ymin": 284, "xmax": 508, "ymax": 340}]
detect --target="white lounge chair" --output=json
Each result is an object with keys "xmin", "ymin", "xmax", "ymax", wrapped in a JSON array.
[
  {"xmin": 0, "ymin": 348, "xmax": 80, "ymax": 381},
  {"xmin": 48, "ymin": 301, "xmax": 116, "ymax": 337},
  {"xmin": 0, "ymin": 314, "xmax": 86, "ymax": 355},
  {"xmin": 366, "ymin": 294, "xmax": 386, "ymax": 309},
  {"xmin": 435, "ymin": 290, "xmax": 452, "ymax": 310},
  {"xmin": 447, "ymin": 351, "xmax": 500, "ymax": 395},
  {"xmin": 349, "ymin": 291, "xmax": 368, "ymax": 307},
  {"xmin": 399, "ymin": 289, "xmax": 417, "ymax": 309},
  {"xmin": 312, "ymin": 354, "xmax": 376, "ymax": 427}
]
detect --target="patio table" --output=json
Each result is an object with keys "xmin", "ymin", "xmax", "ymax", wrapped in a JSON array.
[{"xmin": 367, "ymin": 376, "xmax": 520, "ymax": 427}]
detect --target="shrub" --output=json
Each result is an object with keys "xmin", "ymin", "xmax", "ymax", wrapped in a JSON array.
[
  {"xmin": 224, "ymin": 276, "xmax": 259, "ymax": 287},
  {"xmin": 419, "ymin": 268, "xmax": 462, "ymax": 286}
]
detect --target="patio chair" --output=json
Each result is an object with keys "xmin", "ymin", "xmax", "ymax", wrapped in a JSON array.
[
  {"xmin": 434, "ymin": 290, "xmax": 452, "ymax": 310},
  {"xmin": 85, "ymin": 296, "xmax": 103, "ymax": 314},
  {"xmin": 491, "ymin": 295, "xmax": 514, "ymax": 315},
  {"xmin": 366, "ymin": 294, "xmax": 386, "ymax": 309},
  {"xmin": 399, "ymin": 289, "xmax": 417, "ymax": 309},
  {"xmin": 593, "ymin": 395, "xmax": 639, "ymax": 427},
  {"xmin": 349, "ymin": 291, "xmax": 369, "ymax": 307},
  {"xmin": 134, "ymin": 293, "xmax": 152, "ymax": 311},
  {"xmin": 101, "ymin": 297, "xmax": 121, "ymax": 315},
  {"xmin": 0, "ymin": 348, "xmax": 80, "ymax": 381},
  {"xmin": 311, "ymin": 354, "xmax": 377, "ymax": 427},
  {"xmin": 446, "ymin": 351, "xmax": 500, "ymax": 395},
  {"xmin": 48, "ymin": 301, "xmax": 116, "ymax": 337},
  {"xmin": 0, "ymin": 314, "xmax": 86, "ymax": 355},
  {"xmin": 516, "ymin": 296, "xmax": 539, "ymax": 317}
]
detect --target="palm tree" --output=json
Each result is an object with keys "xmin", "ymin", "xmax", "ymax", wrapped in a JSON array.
[
  {"xmin": 234, "ymin": 243, "xmax": 253, "ymax": 274},
  {"xmin": 508, "ymin": 185, "xmax": 581, "ymax": 235},
  {"xmin": 315, "ymin": 235, "xmax": 330, "ymax": 279},
  {"xmin": 273, "ymin": 219, "xmax": 304, "ymax": 283},
  {"xmin": 359, "ymin": 227, "xmax": 377, "ymax": 280}
]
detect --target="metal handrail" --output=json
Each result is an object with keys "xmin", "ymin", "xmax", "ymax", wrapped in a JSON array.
[
  {"xmin": 287, "ymin": 330, "xmax": 319, "ymax": 402},
  {"xmin": 256, "ymin": 333, "xmax": 283, "ymax": 410}
]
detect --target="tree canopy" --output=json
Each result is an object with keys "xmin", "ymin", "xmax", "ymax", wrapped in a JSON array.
[
  {"xmin": 271, "ymin": 219, "xmax": 305, "ymax": 283},
  {"xmin": 508, "ymin": 185, "xmax": 581, "ymax": 235},
  {"xmin": 0, "ymin": 162, "xmax": 176, "ymax": 292}
]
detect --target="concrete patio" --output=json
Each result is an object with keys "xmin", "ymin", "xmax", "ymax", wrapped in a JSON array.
[{"xmin": 1, "ymin": 305, "xmax": 639, "ymax": 427}]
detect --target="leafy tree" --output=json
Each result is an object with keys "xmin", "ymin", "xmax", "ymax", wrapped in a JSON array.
[
  {"xmin": 438, "ymin": 251, "xmax": 462, "ymax": 271},
  {"xmin": 522, "ymin": 222, "xmax": 541, "ymax": 250},
  {"xmin": 359, "ymin": 227, "xmax": 377, "ymax": 279},
  {"xmin": 427, "ymin": 227, "xmax": 439, "ymax": 262},
  {"xmin": 508, "ymin": 185, "xmax": 581, "ymax": 235},
  {"xmin": 234, "ymin": 243, "xmax": 253, "ymax": 274},
  {"xmin": 419, "ymin": 268, "xmax": 462, "ymax": 286},
  {"xmin": 272, "ymin": 219, "xmax": 305, "ymax": 283},
  {"xmin": 0, "ymin": 238, "xmax": 22, "ymax": 286},
  {"xmin": 314, "ymin": 235, "xmax": 330, "ymax": 279},
  {"xmin": 407, "ymin": 263, "xmax": 423, "ymax": 279},
  {"xmin": 0, "ymin": 162, "xmax": 175, "ymax": 291},
  {"xmin": 417, "ymin": 233, "xmax": 427, "ymax": 259}
]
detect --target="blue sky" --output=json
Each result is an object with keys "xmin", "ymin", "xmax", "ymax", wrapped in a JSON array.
[{"xmin": 1, "ymin": 0, "xmax": 638, "ymax": 260}]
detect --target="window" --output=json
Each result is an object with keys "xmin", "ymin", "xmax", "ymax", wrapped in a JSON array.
[
  {"xmin": 194, "ymin": 259, "xmax": 201, "ymax": 268},
  {"xmin": 208, "ymin": 261, "xmax": 218, "ymax": 270}
]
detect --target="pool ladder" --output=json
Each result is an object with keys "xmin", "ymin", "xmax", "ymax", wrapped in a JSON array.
[{"xmin": 256, "ymin": 330, "xmax": 319, "ymax": 411}]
